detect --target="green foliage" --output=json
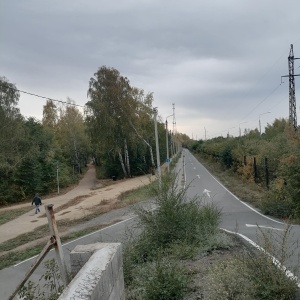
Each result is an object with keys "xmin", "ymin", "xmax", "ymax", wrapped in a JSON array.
[
  {"xmin": 0, "ymin": 77, "xmax": 91, "ymax": 204},
  {"xmin": 86, "ymin": 66, "xmax": 167, "ymax": 178},
  {"xmin": 204, "ymin": 258, "xmax": 255, "ymax": 300},
  {"xmin": 204, "ymin": 249, "xmax": 298, "ymax": 300},
  {"xmin": 18, "ymin": 259, "xmax": 64, "ymax": 300},
  {"xmin": 143, "ymin": 258, "xmax": 188, "ymax": 300},
  {"xmin": 124, "ymin": 176, "xmax": 221, "ymax": 298},
  {"xmin": 136, "ymin": 178, "xmax": 220, "ymax": 252},
  {"xmin": 0, "ymin": 206, "xmax": 32, "ymax": 226},
  {"xmin": 189, "ymin": 118, "xmax": 300, "ymax": 219}
]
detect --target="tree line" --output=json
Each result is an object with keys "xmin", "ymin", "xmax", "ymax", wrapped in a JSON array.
[
  {"xmin": 188, "ymin": 119, "xmax": 300, "ymax": 218},
  {"xmin": 0, "ymin": 66, "xmax": 184, "ymax": 205}
]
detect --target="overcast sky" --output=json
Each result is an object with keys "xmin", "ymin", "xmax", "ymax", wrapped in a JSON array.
[{"xmin": 1, "ymin": 0, "xmax": 300, "ymax": 139}]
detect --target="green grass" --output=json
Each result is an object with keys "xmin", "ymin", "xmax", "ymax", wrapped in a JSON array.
[
  {"xmin": 0, "ymin": 246, "xmax": 44, "ymax": 270},
  {"xmin": 0, "ymin": 224, "xmax": 49, "ymax": 252},
  {"xmin": 0, "ymin": 223, "xmax": 112, "ymax": 270},
  {"xmin": 118, "ymin": 179, "xmax": 156, "ymax": 204},
  {"xmin": 0, "ymin": 206, "xmax": 33, "ymax": 226}
]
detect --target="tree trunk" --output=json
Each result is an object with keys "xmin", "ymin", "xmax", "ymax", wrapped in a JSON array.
[
  {"xmin": 128, "ymin": 119, "xmax": 155, "ymax": 169},
  {"xmin": 118, "ymin": 151, "xmax": 128, "ymax": 178},
  {"xmin": 124, "ymin": 139, "xmax": 131, "ymax": 177}
]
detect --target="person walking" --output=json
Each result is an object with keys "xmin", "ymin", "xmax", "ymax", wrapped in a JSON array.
[{"xmin": 32, "ymin": 193, "xmax": 42, "ymax": 214}]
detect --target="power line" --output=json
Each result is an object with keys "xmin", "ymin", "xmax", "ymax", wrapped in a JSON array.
[
  {"xmin": 240, "ymin": 82, "xmax": 283, "ymax": 121},
  {"xmin": 0, "ymin": 82, "xmax": 85, "ymax": 108}
]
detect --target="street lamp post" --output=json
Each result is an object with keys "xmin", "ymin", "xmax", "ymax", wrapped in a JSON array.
[
  {"xmin": 153, "ymin": 108, "xmax": 161, "ymax": 190},
  {"xmin": 239, "ymin": 122, "xmax": 247, "ymax": 137},
  {"xmin": 166, "ymin": 114, "xmax": 173, "ymax": 173},
  {"xmin": 259, "ymin": 112, "xmax": 271, "ymax": 135}
]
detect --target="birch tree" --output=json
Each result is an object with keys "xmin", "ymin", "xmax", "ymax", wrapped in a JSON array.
[{"xmin": 86, "ymin": 66, "xmax": 133, "ymax": 177}]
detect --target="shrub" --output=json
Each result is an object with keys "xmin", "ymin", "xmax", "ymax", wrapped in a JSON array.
[
  {"xmin": 135, "ymin": 177, "xmax": 221, "ymax": 252},
  {"xmin": 124, "ymin": 175, "xmax": 221, "ymax": 298}
]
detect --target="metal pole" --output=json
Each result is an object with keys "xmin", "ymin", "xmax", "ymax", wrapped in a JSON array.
[
  {"xmin": 166, "ymin": 114, "xmax": 173, "ymax": 173},
  {"xmin": 45, "ymin": 204, "xmax": 69, "ymax": 286},
  {"xmin": 166, "ymin": 120, "xmax": 169, "ymax": 173},
  {"xmin": 153, "ymin": 108, "xmax": 161, "ymax": 190},
  {"xmin": 259, "ymin": 112, "xmax": 270, "ymax": 136}
]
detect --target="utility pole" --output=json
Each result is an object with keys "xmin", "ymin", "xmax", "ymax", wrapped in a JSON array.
[
  {"xmin": 153, "ymin": 108, "xmax": 161, "ymax": 190},
  {"xmin": 172, "ymin": 103, "xmax": 177, "ymax": 154},
  {"xmin": 166, "ymin": 114, "xmax": 173, "ymax": 173},
  {"xmin": 281, "ymin": 44, "xmax": 300, "ymax": 130}
]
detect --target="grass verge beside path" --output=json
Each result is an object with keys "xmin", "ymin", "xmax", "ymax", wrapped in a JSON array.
[
  {"xmin": 124, "ymin": 174, "xmax": 299, "ymax": 299},
  {"xmin": 0, "ymin": 207, "xmax": 33, "ymax": 226},
  {"xmin": 194, "ymin": 153, "xmax": 266, "ymax": 207},
  {"xmin": 0, "ymin": 180, "xmax": 156, "ymax": 269}
]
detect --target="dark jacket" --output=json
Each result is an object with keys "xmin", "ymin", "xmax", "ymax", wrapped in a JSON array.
[{"xmin": 32, "ymin": 196, "xmax": 42, "ymax": 206}]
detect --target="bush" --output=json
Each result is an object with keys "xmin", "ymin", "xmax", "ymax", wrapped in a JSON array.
[
  {"xmin": 144, "ymin": 258, "xmax": 188, "ymax": 300},
  {"xmin": 135, "ymin": 177, "xmax": 221, "ymax": 251},
  {"xmin": 203, "ymin": 227, "xmax": 299, "ymax": 300},
  {"xmin": 259, "ymin": 179, "xmax": 295, "ymax": 218},
  {"xmin": 124, "ymin": 175, "xmax": 221, "ymax": 298}
]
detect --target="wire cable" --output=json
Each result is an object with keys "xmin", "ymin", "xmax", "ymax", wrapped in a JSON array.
[{"xmin": 0, "ymin": 82, "xmax": 85, "ymax": 108}]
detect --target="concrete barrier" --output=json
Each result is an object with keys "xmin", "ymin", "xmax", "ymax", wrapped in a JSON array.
[{"xmin": 58, "ymin": 243, "xmax": 124, "ymax": 300}]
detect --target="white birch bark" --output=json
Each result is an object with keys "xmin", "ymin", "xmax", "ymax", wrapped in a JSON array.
[
  {"xmin": 124, "ymin": 139, "xmax": 131, "ymax": 177},
  {"xmin": 128, "ymin": 119, "xmax": 155, "ymax": 168},
  {"xmin": 118, "ymin": 151, "xmax": 128, "ymax": 178}
]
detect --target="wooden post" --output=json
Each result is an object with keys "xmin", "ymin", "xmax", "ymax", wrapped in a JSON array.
[{"xmin": 254, "ymin": 157, "xmax": 258, "ymax": 182}]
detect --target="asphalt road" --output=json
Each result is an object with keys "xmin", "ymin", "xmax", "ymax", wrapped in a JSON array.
[
  {"xmin": 182, "ymin": 148, "xmax": 300, "ymax": 276},
  {"xmin": 1, "ymin": 149, "xmax": 300, "ymax": 299}
]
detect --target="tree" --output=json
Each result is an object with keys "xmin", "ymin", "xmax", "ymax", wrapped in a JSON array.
[
  {"xmin": 86, "ymin": 66, "xmax": 136, "ymax": 177},
  {"xmin": 86, "ymin": 66, "xmax": 159, "ymax": 178},
  {"xmin": 56, "ymin": 101, "xmax": 91, "ymax": 173},
  {"xmin": 42, "ymin": 100, "xmax": 58, "ymax": 128}
]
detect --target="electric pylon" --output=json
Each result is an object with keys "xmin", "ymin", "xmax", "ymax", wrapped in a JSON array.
[{"xmin": 281, "ymin": 44, "xmax": 300, "ymax": 129}]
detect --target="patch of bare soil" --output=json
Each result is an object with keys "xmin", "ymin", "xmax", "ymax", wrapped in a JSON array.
[
  {"xmin": 91, "ymin": 178, "xmax": 124, "ymax": 190},
  {"xmin": 38, "ymin": 194, "xmax": 93, "ymax": 218}
]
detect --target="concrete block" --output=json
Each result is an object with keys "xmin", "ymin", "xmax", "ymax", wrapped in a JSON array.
[{"xmin": 59, "ymin": 243, "xmax": 124, "ymax": 300}]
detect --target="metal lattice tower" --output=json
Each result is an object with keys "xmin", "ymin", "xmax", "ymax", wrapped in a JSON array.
[{"xmin": 282, "ymin": 44, "xmax": 300, "ymax": 129}]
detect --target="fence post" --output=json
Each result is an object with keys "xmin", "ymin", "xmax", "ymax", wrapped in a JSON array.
[
  {"xmin": 253, "ymin": 157, "xmax": 258, "ymax": 182},
  {"xmin": 265, "ymin": 157, "xmax": 269, "ymax": 189},
  {"xmin": 45, "ymin": 204, "xmax": 69, "ymax": 286}
]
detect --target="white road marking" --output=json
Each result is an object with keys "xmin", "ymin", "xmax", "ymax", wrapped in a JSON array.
[
  {"xmin": 245, "ymin": 224, "xmax": 284, "ymax": 231},
  {"xmin": 203, "ymin": 189, "xmax": 211, "ymax": 198},
  {"xmin": 196, "ymin": 175, "xmax": 200, "ymax": 179},
  {"xmin": 221, "ymin": 228, "xmax": 300, "ymax": 287},
  {"xmin": 14, "ymin": 216, "xmax": 137, "ymax": 267},
  {"xmin": 197, "ymin": 157, "xmax": 286, "ymax": 225}
]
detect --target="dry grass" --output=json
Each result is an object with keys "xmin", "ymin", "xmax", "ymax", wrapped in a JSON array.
[{"xmin": 194, "ymin": 153, "xmax": 266, "ymax": 206}]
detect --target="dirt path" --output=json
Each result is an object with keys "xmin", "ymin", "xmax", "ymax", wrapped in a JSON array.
[{"xmin": 0, "ymin": 165, "xmax": 155, "ymax": 244}]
